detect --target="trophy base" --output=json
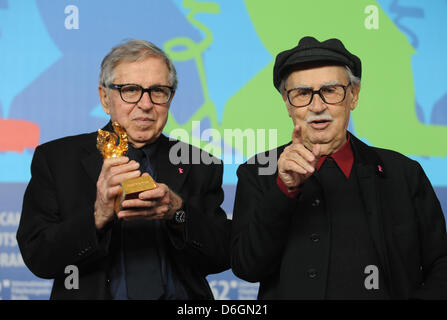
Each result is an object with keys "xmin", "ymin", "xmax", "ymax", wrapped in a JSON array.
[{"xmin": 114, "ymin": 175, "xmax": 157, "ymax": 213}]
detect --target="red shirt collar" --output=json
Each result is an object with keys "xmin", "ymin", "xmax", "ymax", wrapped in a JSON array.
[{"xmin": 316, "ymin": 134, "xmax": 354, "ymax": 179}]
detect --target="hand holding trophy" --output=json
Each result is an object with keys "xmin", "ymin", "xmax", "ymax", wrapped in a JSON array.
[{"xmin": 97, "ymin": 122, "xmax": 157, "ymax": 213}]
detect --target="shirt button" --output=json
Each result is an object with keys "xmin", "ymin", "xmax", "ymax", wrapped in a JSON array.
[
  {"xmin": 310, "ymin": 233, "xmax": 320, "ymax": 242},
  {"xmin": 307, "ymin": 268, "xmax": 318, "ymax": 279},
  {"xmin": 312, "ymin": 199, "xmax": 321, "ymax": 207}
]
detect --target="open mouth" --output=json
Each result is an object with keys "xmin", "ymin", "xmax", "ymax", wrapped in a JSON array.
[{"xmin": 309, "ymin": 119, "xmax": 331, "ymax": 129}]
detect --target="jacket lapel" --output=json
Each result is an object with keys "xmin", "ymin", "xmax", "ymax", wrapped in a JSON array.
[
  {"xmin": 80, "ymin": 132, "xmax": 103, "ymax": 186},
  {"xmin": 80, "ymin": 122, "xmax": 115, "ymax": 185},
  {"xmin": 153, "ymin": 134, "xmax": 190, "ymax": 193},
  {"xmin": 350, "ymin": 133, "xmax": 394, "ymax": 297}
]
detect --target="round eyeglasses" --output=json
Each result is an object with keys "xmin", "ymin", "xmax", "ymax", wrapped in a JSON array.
[
  {"xmin": 286, "ymin": 83, "xmax": 351, "ymax": 108},
  {"xmin": 107, "ymin": 83, "xmax": 174, "ymax": 105}
]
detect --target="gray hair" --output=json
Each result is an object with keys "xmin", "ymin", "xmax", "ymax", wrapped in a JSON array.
[
  {"xmin": 279, "ymin": 65, "xmax": 361, "ymax": 95},
  {"xmin": 99, "ymin": 39, "xmax": 178, "ymax": 90},
  {"xmin": 345, "ymin": 65, "xmax": 361, "ymax": 88}
]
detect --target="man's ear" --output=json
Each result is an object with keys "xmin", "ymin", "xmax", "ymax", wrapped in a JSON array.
[
  {"xmin": 98, "ymin": 86, "xmax": 110, "ymax": 114},
  {"xmin": 349, "ymin": 84, "xmax": 361, "ymax": 111}
]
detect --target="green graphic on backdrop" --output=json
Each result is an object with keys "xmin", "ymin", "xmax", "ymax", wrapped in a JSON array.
[
  {"xmin": 164, "ymin": 0, "xmax": 221, "ymax": 151},
  {"xmin": 165, "ymin": 0, "xmax": 447, "ymax": 159}
]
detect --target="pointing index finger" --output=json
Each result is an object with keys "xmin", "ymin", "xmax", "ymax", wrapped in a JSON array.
[{"xmin": 291, "ymin": 125, "xmax": 303, "ymax": 145}]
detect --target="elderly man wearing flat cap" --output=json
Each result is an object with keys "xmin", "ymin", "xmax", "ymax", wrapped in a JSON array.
[{"xmin": 230, "ymin": 36, "xmax": 447, "ymax": 299}]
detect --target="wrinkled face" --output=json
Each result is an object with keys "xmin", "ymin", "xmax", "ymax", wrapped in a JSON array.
[
  {"xmin": 282, "ymin": 65, "xmax": 360, "ymax": 155},
  {"xmin": 99, "ymin": 56, "xmax": 174, "ymax": 148}
]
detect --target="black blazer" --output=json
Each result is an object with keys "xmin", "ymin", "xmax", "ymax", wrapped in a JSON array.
[
  {"xmin": 17, "ymin": 127, "xmax": 231, "ymax": 299},
  {"xmin": 231, "ymin": 133, "xmax": 447, "ymax": 299}
]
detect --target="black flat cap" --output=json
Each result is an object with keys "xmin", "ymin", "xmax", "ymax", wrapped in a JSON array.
[{"xmin": 273, "ymin": 36, "xmax": 361, "ymax": 91}]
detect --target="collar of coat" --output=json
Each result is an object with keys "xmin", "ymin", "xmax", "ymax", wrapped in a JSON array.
[{"xmin": 79, "ymin": 122, "xmax": 195, "ymax": 194}]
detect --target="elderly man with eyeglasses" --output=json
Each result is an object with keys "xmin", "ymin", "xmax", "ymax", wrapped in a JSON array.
[
  {"xmin": 17, "ymin": 39, "xmax": 231, "ymax": 300},
  {"xmin": 230, "ymin": 36, "xmax": 447, "ymax": 300}
]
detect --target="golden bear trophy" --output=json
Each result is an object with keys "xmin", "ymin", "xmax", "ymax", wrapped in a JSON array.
[{"xmin": 97, "ymin": 122, "xmax": 157, "ymax": 213}]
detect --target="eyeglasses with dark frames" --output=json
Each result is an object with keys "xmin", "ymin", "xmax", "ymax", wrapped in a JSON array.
[
  {"xmin": 106, "ymin": 83, "xmax": 174, "ymax": 105},
  {"xmin": 286, "ymin": 83, "xmax": 351, "ymax": 108}
]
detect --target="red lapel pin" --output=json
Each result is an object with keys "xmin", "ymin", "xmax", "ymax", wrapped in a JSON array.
[{"xmin": 178, "ymin": 168, "xmax": 183, "ymax": 174}]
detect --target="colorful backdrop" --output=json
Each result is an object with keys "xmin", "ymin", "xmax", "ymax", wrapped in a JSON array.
[{"xmin": 0, "ymin": 0, "xmax": 446, "ymax": 300}]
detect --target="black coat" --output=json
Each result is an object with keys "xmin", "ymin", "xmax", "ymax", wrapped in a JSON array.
[
  {"xmin": 17, "ymin": 127, "xmax": 231, "ymax": 299},
  {"xmin": 231, "ymin": 133, "xmax": 447, "ymax": 299}
]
